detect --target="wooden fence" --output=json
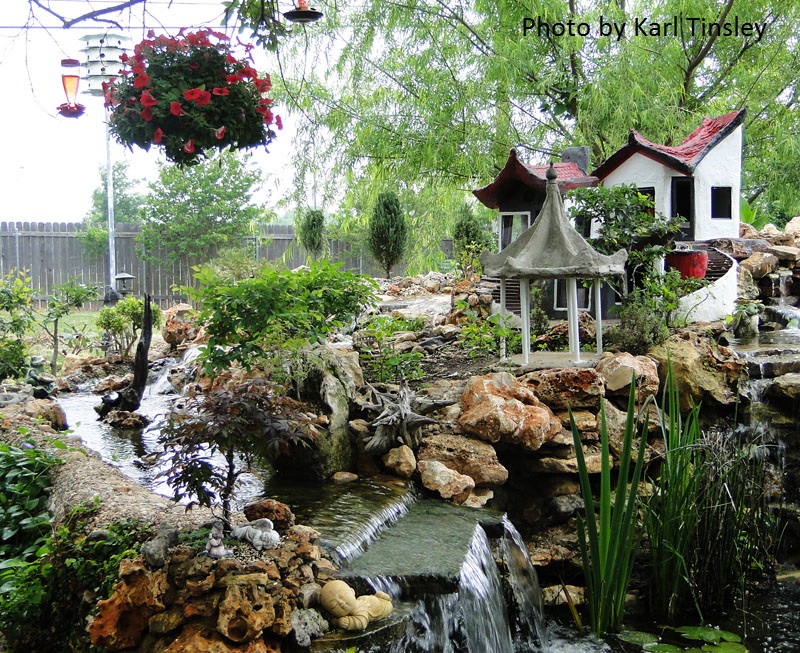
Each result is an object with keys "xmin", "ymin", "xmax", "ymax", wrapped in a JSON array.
[{"xmin": 0, "ymin": 221, "xmax": 451, "ymax": 308}]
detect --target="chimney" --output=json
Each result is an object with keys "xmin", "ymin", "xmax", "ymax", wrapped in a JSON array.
[{"xmin": 561, "ymin": 146, "xmax": 590, "ymax": 175}]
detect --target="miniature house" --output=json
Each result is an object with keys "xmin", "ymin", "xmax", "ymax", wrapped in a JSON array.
[{"xmin": 592, "ymin": 108, "xmax": 746, "ymax": 241}]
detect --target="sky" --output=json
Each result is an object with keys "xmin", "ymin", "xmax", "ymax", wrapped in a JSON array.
[{"xmin": 0, "ymin": 0, "xmax": 296, "ymax": 223}]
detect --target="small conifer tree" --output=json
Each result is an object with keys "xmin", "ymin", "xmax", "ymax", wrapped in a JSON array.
[
  {"xmin": 368, "ymin": 191, "xmax": 408, "ymax": 278},
  {"xmin": 297, "ymin": 208, "xmax": 325, "ymax": 261}
]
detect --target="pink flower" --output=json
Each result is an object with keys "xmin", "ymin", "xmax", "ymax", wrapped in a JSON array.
[
  {"xmin": 170, "ymin": 101, "xmax": 184, "ymax": 116},
  {"xmin": 183, "ymin": 139, "xmax": 195, "ymax": 153},
  {"xmin": 153, "ymin": 127, "xmax": 163, "ymax": 143},
  {"xmin": 215, "ymin": 126, "xmax": 226, "ymax": 140},
  {"xmin": 275, "ymin": 115, "xmax": 283, "ymax": 130}
]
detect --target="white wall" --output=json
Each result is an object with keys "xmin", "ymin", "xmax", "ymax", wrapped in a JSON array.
[{"xmin": 692, "ymin": 124, "xmax": 742, "ymax": 240}]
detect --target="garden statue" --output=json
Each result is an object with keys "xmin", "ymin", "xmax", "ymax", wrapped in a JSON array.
[
  {"xmin": 319, "ymin": 579, "xmax": 393, "ymax": 631},
  {"xmin": 204, "ymin": 521, "xmax": 232, "ymax": 558},
  {"xmin": 25, "ymin": 356, "xmax": 56, "ymax": 396},
  {"xmin": 231, "ymin": 518, "xmax": 280, "ymax": 551}
]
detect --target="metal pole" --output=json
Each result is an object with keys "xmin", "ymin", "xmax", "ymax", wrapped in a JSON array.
[{"xmin": 105, "ymin": 106, "xmax": 116, "ymax": 293}]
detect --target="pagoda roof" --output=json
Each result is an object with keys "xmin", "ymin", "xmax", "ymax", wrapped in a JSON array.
[
  {"xmin": 473, "ymin": 149, "xmax": 599, "ymax": 209},
  {"xmin": 480, "ymin": 165, "xmax": 627, "ymax": 280},
  {"xmin": 592, "ymin": 108, "xmax": 746, "ymax": 179}
]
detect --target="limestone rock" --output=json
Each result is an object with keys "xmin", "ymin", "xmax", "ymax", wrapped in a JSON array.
[
  {"xmin": 766, "ymin": 373, "xmax": 800, "ymax": 401},
  {"xmin": 61, "ymin": 353, "xmax": 99, "ymax": 375},
  {"xmin": 291, "ymin": 608, "xmax": 329, "ymax": 647},
  {"xmin": 768, "ymin": 245, "xmax": 800, "ymax": 262},
  {"xmin": 740, "ymin": 251, "xmax": 779, "ymax": 279},
  {"xmin": 382, "ymin": 445, "xmax": 417, "ymax": 479},
  {"xmin": 243, "ymin": 500, "xmax": 296, "ymax": 532},
  {"xmin": 783, "ymin": 216, "xmax": 800, "ymax": 236},
  {"xmin": 462, "ymin": 487, "xmax": 494, "ymax": 509},
  {"xmin": 216, "ymin": 582, "xmax": 275, "ymax": 642},
  {"xmin": 417, "ymin": 459, "xmax": 475, "ymax": 503},
  {"xmin": 595, "ymin": 352, "xmax": 659, "ymax": 400},
  {"xmin": 417, "ymin": 434, "xmax": 508, "ymax": 487},
  {"xmin": 458, "ymin": 372, "xmax": 561, "ymax": 452},
  {"xmin": 164, "ymin": 624, "xmax": 273, "ymax": 652},
  {"xmin": 88, "ymin": 558, "xmax": 168, "ymax": 649},
  {"xmin": 520, "ymin": 368, "xmax": 605, "ymax": 410},
  {"xmin": 648, "ymin": 332, "xmax": 743, "ymax": 412},
  {"xmin": 24, "ymin": 398, "xmax": 68, "ymax": 430},
  {"xmin": 142, "ymin": 523, "xmax": 179, "ymax": 568},
  {"xmin": 738, "ymin": 265, "xmax": 760, "ymax": 301},
  {"xmin": 161, "ymin": 303, "xmax": 196, "ymax": 348},
  {"xmin": 331, "ymin": 471, "xmax": 358, "ymax": 484}
]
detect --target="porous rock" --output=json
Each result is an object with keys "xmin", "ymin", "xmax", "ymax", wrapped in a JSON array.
[
  {"xmin": 381, "ymin": 445, "xmax": 417, "ymax": 479},
  {"xmin": 417, "ymin": 434, "xmax": 508, "ymax": 487},
  {"xmin": 417, "ymin": 459, "xmax": 475, "ymax": 503}
]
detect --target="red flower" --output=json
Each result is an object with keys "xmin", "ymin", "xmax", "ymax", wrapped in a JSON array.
[
  {"xmin": 183, "ymin": 139, "xmax": 195, "ymax": 153},
  {"xmin": 183, "ymin": 88, "xmax": 202, "ymax": 101},
  {"xmin": 170, "ymin": 101, "xmax": 184, "ymax": 116},
  {"xmin": 225, "ymin": 74, "xmax": 243, "ymax": 84},
  {"xmin": 275, "ymin": 115, "xmax": 283, "ymax": 130},
  {"xmin": 140, "ymin": 90, "xmax": 157, "ymax": 107},
  {"xmin": 132, "ymin": 61, "xmax": 146, "ymax": 75},
  {"xmin": 237, "ymin": 65, "xmax": 258, "ymax": 79},
  {"xmin": 194, "ymin": 90, "xmax": 212, "ymax": 107},
  {"xmin": 215, "ymin": 126, "xmax": 226, "ymax": 140},
  {"xmin": 212, "ymin": 87, "xmax": 229, "ymax": 96},
  {"xmin": 133, "ymin": 72, "xmax": 150, "ymax": 88},
  {"xmin": 226, "ymin": 54, "xmax": 237, "ymax": 64},
  {"xmin": 141, "ymin": 106, "xmax": 153, "ymax": 121},
  {"xmin": 153, "ymin": 128, "xmax": 164, "ymax": 143}
]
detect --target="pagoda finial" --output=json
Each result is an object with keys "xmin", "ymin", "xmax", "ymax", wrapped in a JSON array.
[{"xmin": 546, "ymin": 162, "xmax": 558, "ymax": 181}]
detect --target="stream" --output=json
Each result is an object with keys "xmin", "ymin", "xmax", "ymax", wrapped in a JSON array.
[{"xmin": 54, "ymin": 347, "xmax": 800, "ymax": 652}]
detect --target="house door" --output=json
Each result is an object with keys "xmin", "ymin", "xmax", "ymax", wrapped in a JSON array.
[{"xmin": 670, "ymin": 177, "xmax": 694, "ymax": 240}]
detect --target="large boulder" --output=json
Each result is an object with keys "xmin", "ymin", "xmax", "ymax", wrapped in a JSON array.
[
  {"xmin": 161, "ymin": 303, "xmax": 197, "ymax": 348},
  {"xmin": 519, "ymin": 368, "xmax": 605, "ymax": 410},
  {"xmin": 739, "ymin": 252, "xmax": 779, "ymax": 279},
  {"xmin": 648, "ymin": 332, "xmax": 743, "ymax": 412},
  {"xmin": 458, "ymin": 372, "xmax": 561, "ymax": 452},
  {"xmin": 417, "ymin": 434, "xmax": 508, "ymax": 487},
  {"xmin": 417, "ymin": 459, "xmax": 475, "ymax": 503}
]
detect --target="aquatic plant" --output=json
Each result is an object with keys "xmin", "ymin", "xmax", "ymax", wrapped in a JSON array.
[{"xmin": 571, "ymin": 378, "xmax": 648, "ymax": 635}]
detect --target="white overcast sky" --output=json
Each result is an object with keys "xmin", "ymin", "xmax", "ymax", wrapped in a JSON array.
[{"xmin": 0, "ymin": 0, "xmax": 295, "ymax": 222}]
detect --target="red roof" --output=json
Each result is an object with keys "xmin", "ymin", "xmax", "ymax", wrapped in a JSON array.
[
  {"xmin": 473, "ymin": 149, "xmax": 598, "ymax": 209},
  {"xmin": 592, "ymin": 108, "xmax": 746, "ymax": 179}
]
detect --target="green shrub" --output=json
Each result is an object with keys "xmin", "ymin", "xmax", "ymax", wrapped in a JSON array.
[
  {"xmin": 0, "ymin": 338, "xmax": 27, "ymax": 381},
  {"xmin": 357, "ymin": 315, "xmax": 426, "ymax": 383},
  {"xmin": 606, "ymin": 289, "xmax": 670, "ymax": 355},
  {"xmin": 189, "ymin": 260, "xmax": 377, "ymax": 374},
  {"xmin": 452, "ymin": 204, "xmax": 493, "ymax": 278},
  {"xmin": 368, "ymin": 191, "xmax": 408, "ymax": 278},
  {"xmin": 297, "ymin": 208, "xmax": 326, "ymax": 261},
  {"xmin": 95, "ymin": 295, "xmax": 163, "ymax": 360}
]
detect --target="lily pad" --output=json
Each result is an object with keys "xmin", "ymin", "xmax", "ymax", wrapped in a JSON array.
[
  {"xmin": 643, "ymin": 644, "xmax": 685, "ymax": 652},
  {"xmin": 701, "ymin": 643, "xmax": 748, "ymax": 653},
  {"xmin": 676, "ymin": 626, "xmax": 742, "ymax": 644},
  {"xmin": 618, "ymin": 630, "xmax": 660, "ymax": 645}
]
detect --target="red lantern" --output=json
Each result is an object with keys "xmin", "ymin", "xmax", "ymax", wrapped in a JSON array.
[{"xmin": 57, "ymin": 58, "xmax": 85, "ymax": 117}]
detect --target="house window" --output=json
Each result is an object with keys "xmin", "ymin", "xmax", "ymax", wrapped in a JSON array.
[
  {"xmin": 637, "ymin": 187, "xmax": 656, "ymax": 216},
  {"xmin": 711, "ymin": 186, "xmax": 732, "ymax": 219},
  {"xmin": 499, "ymin": 212, "xmax": 531, "ymax": 249},
  {"xmin": 553, "ymin": 279, "xmax": 591, "ymax": 312}
]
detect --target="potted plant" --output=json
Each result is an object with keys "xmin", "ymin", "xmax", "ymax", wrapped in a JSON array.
[{"xmin": 104, "ymin": 29, "xmax": 281, "ymax": 166}]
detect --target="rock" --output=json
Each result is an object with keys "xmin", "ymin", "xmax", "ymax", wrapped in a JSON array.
[
  {"xmin": 534, "ymin": 312, "xmax": 596, "ymax": 350},
  {"xmin": 555, "ymin": 410, "xmax": 595, "ymax": 432},
  {"xmin": 216, "ymin": 582, "xmax": 275, "ymax": 642},
  {"xmin": 433, "ymin": 323, "xmax": 462, "ymax": 339},
  {"xmin": 738, "ymin": 265, "xmax": 760, "ymax": 300},
  {"xmin": 88, "ymin": 558, "xmax": 168, "ymax": 649},
  {"xmin": 740, "ymin": 252, "xmax": 780, "ymax": 279},
  {"xmin": 648, "ymin": 332, "xmax": 743, "ymax": 411},
  {"xmin": 331, "ymin": 471, "xmax": 358, "ymax": 484},
  {"xmin": 142, "ymin": 523, "xmax": 179, "ymax": 568},
  {"xmin": 291, "ymin": 608, "xmax": 329, "ymax": 647},
  {"xmin": 417, "ymin": 434, "xmax": 508, "ymax": 487},
  {"xmin": 164, "ymin": 623, "xmax": 273, "ymax": 652},
  {"xmin": 243, "ymin": 500, "xmax": 296, "ymax": 532},
  {"xmin": 161, "ymin": 303, "xmax": 196, "ymax": 348},
  {"xmin": 519, "ymin": 368, "xmax": 605, "ymax": 410},
  {"xmin": 548, "ymin": 494, "xmax": 584, "ymax": 523},
  {"xmin": 594, "ymin": 352, "xmax": 659, "ymax": 400},
  {"xmin": 783, "ymin": 216, "xmax": 800, "ymax": 236},
  {"xmin": 94, "ymin": 374, "xmax": 133, "ymax": 394},
  {"xmin": 382, "ymin": 445, "xmax": 417, "ymax": 479},
  {"xmin": 149, "ymin": 609, "xmax": 187, "ymax": 635},
  {"xmin": 768, "ymin": 245, "xmax": 800, "ymax": 262},
  {"xmin": 462, "ymin": 488, "xmax": 494, "ymax": 508},
  {"xmin": 297, "ymin": 583, "xmax": 322, "ymax": 609},
  {"xmin": 458, "ymin": 372, "xmax": 561, "ymax": 452},
  {"xmin": 25, "ymin": 398, "xmax": 68, "ymax": 430},
  {"xmin": 766, "ymin": 373, "xmax": 800, "ymax": 401},
  {"xmin": 61, "ymin": 353, "xmax": 98, "ymax": 375},
  {"xmin": 531, "ymin": 444, "xmax": 609, "ymax": 474},
  {"xmin": 709, "ymin": 237, "xmax": 771, "ymax": 260},
  {"xmin": 417, "ymin": 459, "xmax": 475, "ymax": 503}
]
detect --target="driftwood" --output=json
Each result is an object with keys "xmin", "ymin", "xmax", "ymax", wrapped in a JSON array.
[
  {"xmin": 362, "ymin": 380, "xmax": 455, "ymax": 453},
  {"xmin": 97, "ymin": 295, "xmax": 153, "ymax": 417}
]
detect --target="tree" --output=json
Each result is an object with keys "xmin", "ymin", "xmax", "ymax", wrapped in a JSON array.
[
  {"xmin": 33, "ymin": 280, "xmax": 97, "ymax": 375},
  {"xmin": 296, "ymin": 208, "xmax": 325, "ymax": 261},
  {"xmin": 452, "ymin": 204, "xmax": 494, "ymax": 277},
  {"xmin": 81, "ymin": 161, "xmax": 145, "ymax": 259},
  {"xmin": 368, "ymin": 191, "xmax": 408, "ymax": 278},
  {"xmin": 137, "ymin": 152, "xmax": 266, "ymax": 285}
]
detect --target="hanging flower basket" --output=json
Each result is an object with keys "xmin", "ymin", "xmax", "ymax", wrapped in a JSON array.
[{"xmin": 104, "ymin": 29, "xmax": 281, "ymax": 166}]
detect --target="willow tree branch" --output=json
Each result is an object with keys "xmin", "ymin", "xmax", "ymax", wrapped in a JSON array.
[{"xmin": 28, "ymin": 0, "xmax": 146, "ymax": 29}]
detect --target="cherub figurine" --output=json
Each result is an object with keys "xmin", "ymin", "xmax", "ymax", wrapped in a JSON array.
[
  {"xmin": 319, "ymin": 579, "xmax": 393, "ymax": 631},
  {"xmin": 204, "ymin": 521, "xmax": 232, "ymax": 558},
  {"xmin": 230, "ymin": 518, "xmax": 280, "ymax": 551}
]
